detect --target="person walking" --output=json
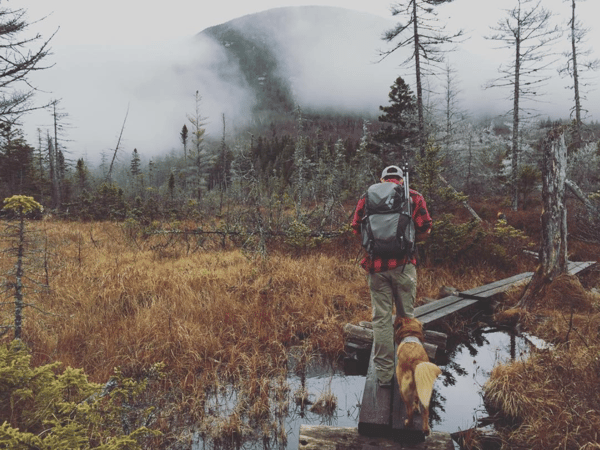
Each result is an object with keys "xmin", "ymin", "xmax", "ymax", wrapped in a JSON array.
[{"xmin": 351, "ymin": 165, "xmax": 432, "ymax": 388}]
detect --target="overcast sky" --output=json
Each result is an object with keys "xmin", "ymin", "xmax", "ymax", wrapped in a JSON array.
[{"xmin": 14, "ymin": 0, "xmax": 600, "ymax": 164}]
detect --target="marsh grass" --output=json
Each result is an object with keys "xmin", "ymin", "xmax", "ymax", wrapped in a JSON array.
[
  {"xmin": 1, "ymin": 220, "xmax": 373, "ymax": 446},
  {"xmin": 2, "ymin": 216, "xmax": 596, "ymax": 448},
  {"xmin": 483, "ymin": 270, "xmax": 600, "ymax": 449},
  {"xmin": 309, "ymin": 379, "xmax": 338, "ymax": 416}
]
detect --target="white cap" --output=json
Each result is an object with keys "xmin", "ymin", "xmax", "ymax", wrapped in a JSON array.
[{"xmin": 381, "ymin": 165, "xmax": 403, "ymax": 179}]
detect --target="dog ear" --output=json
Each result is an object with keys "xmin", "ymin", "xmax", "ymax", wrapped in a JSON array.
[
  {"xmin": 394, "ymin": 316, "xmax": 404, "ymax": 344},
  {"xmin": 393, "ymin": 315, "xmax": 404, "ymax": 330}
]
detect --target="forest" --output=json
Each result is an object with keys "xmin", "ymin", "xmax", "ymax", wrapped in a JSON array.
[{"xmin": 1, "ymin": 0, "xmax": 600, "ymax": 223}]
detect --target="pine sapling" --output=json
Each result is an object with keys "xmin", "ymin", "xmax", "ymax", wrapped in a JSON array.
[{"xmin": 2, "ymin": 196, "xmax": 43, "ymax": 340}]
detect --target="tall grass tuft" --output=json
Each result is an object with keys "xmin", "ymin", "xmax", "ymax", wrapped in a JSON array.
[{"xmin": 485, "ymin": 270, "xmax": 600, "ymax": 449}]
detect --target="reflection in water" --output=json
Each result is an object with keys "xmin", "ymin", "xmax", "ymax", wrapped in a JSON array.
[
  {"xmin": 193, "ymin": 328, "xmax": 535, "ymax": 449},
  {"xmin": 431, "ymin": 328, "xmax": 532, "ymax": 434}
]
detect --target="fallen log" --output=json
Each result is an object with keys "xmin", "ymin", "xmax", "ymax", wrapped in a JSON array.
[
  {"xmin": 298, "ymin": 425, "xmax": 454, "ymax": 450},
  {"xmin": 451, "ymin": 426, "xmax": 502, "ymax": 450},
  {"xmin": 344, "ymin": 322, "xmax": 447, "ymax": 363},
  {"xmin": 438, "ymin": 174, "xmax": 482, "ymax": 222}
]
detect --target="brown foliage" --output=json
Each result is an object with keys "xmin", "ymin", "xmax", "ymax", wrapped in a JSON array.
[
  {"xmin": 484, "ymin": 345, "xmax": 600, "ymax": 450},
  {"xmin": 486, "ymin": 268, "xmax": 600, "ymax": 449}
]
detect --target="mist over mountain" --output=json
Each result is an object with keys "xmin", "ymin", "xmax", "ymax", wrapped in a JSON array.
[
  {"xmin": 23, "ymin": 4, "xmax": 588, "ymax": 163},
  {"xmin": 185, "ymin": 6, "xmax": 401, "ymax": 131}
]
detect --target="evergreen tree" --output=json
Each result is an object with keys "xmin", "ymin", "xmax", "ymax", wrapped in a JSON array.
[
  {"xmin": 130, "ymin": 148, "xmax": 141, "ymax": 177},
  {"xmin": 129, "ymin": 148, "xmax": 143, "ymax": 198},
  {"xmin": 180, "ymin": 124, "xmax": 188, "ymax": 158},
  {"xmin": 1, "ymin": 196, "xmax": 43, "ymax": 339},
  {"xmin": 0, "ymin": 4, "xmax": 54, "ymax": 122},
  {"xmin": 0, "ymin": 125, "xmax": 35, "ymax": 197},
  {"xmin": 168, "ymin": 172, "xmax": 175, "ymax": 201},
  {"xmin": 376, "ymin": 76, "xmax": 419, "ymax": 163},
  {"xmin": 74, "ymin": 158, "xmax": 89, "ymax": 195}
]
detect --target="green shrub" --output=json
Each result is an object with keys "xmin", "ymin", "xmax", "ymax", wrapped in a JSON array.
[
  {"xmin": 0, "ymin": 341, "xmax": 160, "ymax": 449},
  {"xmin": 423, "ymin": 214, "xmax": 484, "ymax": 264},
  {"xmin": 285, "ymin": 219, "xmax": 324, "ymax": 251},
  {"xmin": 422, "ymin": 215, "xmax": 534, "ymax": 269}
]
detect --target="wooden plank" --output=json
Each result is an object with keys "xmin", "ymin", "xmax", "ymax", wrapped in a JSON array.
[
  {"xmin": 425, "ymin": 330, "xmax": 448, "ymax": 350},
  {"xmin": 357, "ymin": 341, "xmax": 393, "ymax": 438},
  {"xmin": 391, "ymin": 360, "xmax": 426, "ymax": 445},
  {"xmin": 344, "ymin": 323, "xmax": 374, "ymax": 349},
  {"xmin": 460, "ymin": 272, "xmax": 534, "ymax": 298},
  {"xmin": 568, "ymin": 260, "xmax": 596, "ymax": 275},
  {"xmin": 414, "ymin": 295, "xmax": 464, "ymax": 317},
  {"xmin": 418, "ymin": 299, "xmax": 479, "ymax": 327},
  {"xmin": 417, "ymin": 262, "xmax": 596, "ymax": 326},
  {"xmin": 298, "ymin": 425, "xmax": 454, "ymax": 450}
]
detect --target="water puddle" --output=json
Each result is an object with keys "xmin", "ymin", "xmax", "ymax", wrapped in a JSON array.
[
  {"xmin": 193, "ymin": 327, "xmax": 536, "ymax": 449},
  {"xmin": 431, "ymin": 327, "xmax": 532, "ymax": 434}
]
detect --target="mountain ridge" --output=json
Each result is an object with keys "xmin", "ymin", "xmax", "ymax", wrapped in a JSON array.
[{"xmin": 192, "ymin": 6, "xmax": 399, "ymax": 127}]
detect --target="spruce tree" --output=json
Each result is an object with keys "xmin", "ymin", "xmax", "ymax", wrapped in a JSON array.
[{"xmin": 376, "ymin": 76, "xmax": 419, "ymax": 163}]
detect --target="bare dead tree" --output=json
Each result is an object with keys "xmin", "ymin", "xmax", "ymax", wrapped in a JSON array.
[
  {"xmin": 106, "ymin": 104, "xmax": 129, "ymax": 183},
  {"xmin": 558, "ymin": 0, "xmax": 599, "ymax": 149},
  {"xmin": 485, "ymin": 0, "xmax": 561, "ymax": 211},
  {"xmin": 48, "ymin": 99, "xmax": 71, "ymax": 209}
]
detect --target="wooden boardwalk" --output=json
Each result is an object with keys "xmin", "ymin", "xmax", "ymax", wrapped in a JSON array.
[
  {"xmin": 417, "ymin": 260, "xmax": 595, "ymax": 327},
  {"xmin": 357, "ymin": 260, "xmax": 596, "ymax": 444}
]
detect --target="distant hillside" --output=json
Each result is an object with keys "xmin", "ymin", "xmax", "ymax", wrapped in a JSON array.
[{"xmin": 193, "ymin": 6, "xmax": 399, "ymax": 128}]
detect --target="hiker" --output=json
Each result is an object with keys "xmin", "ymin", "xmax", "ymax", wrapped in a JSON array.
[{"xmin": 351, "ymin": 165, "xmax": 432, "ymax": 388}]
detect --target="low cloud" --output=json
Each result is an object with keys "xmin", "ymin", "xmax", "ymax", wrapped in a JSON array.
[{"xmin": 22, "ymin": 4, "xmax": 596, "ymax": 165}]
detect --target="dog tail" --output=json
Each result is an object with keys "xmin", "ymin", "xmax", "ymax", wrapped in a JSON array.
[{"xmin": 414, "ymin": 362, "xmax": 442, "ymax": 409}]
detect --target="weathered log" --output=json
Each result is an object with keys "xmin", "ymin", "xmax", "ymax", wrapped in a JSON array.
[
  {"xmin": 344, "ymin": 322, "xmax": 447, "ymax": 361},
  {"xmin": 519, "ymin": 130, "xmax": 568, "ymax": 309},
  {"xmin": 298, "ymin": 425, "xmax": 454, "ymax": 450},
  {"xmin": 351, "ymin": 321, "xmax": 447, "ymax": 348},
  {"xmin": 566, "ymin": 178, "xmax": 599, "ymax": 222},
  {"xmin": 451, "ymin": 427, "xmax": 502, "ymax": 450}
]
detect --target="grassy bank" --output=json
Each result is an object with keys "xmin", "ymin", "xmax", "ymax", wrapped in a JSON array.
[{"xmin": 482, "ymin": 272, "xmax": 600, "ymax": 450}]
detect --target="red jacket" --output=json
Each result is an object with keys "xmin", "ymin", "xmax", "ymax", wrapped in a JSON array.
[{"xmin": 351, "ymin": 179, "xmax": 432, "ymax": 273}]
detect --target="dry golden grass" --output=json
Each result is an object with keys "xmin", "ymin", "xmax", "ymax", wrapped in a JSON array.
[
  {"xmin": 8, "ymin": 222, "xmax": 369, "ymax": 384},
  {"xmin": 0, "ymin": 219, "xmax": 532, "ymax": 386},
  {"xmin": 4, "ymin": 217, "xmax": 597, "ymax": 448},
  {"xmin": 484, "ymin": 270, "xmax": 600, "ymax": 449},
  {"xmin": 484, "ymin": 345, "xmax": 600, "ymax": 450},
  {"xmin": 2, "ymin": 219, "xmax": 380, "ymax": 445}
]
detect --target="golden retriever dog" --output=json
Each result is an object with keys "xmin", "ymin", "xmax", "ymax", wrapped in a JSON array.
[{"xmin": 394, "ymin": 316, "xmax": 442, "ymax": 435}]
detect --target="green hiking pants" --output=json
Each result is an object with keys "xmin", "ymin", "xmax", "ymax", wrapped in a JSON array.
[{"xmin": 367, "ymin": 263, "xmax": 417, "ymax": 384}]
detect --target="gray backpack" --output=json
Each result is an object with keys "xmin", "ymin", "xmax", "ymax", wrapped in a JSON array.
[{"xmin": 360, "ymin": 182, "xmax": 415, "ymax": 259}]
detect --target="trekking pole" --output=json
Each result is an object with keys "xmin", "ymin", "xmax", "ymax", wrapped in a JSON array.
[{"xmin": 403, "ymin": 164, "xmax": 411, "ymax": 215}]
